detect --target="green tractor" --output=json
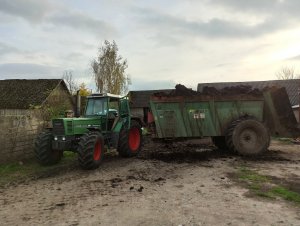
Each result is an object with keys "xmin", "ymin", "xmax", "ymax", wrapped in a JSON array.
[{"xmin": 34, "ymin": 93, "xmax": 143, "ymax": 170}]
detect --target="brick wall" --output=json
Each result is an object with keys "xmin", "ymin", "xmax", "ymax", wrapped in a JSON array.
[{"xmin": 0, "ymin": 109, "xmax": 45, "ymax": 163}]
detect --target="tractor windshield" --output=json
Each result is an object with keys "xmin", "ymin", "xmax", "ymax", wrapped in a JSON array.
[{"xmin": 85, "ymin": 98, "xmax": 108, "ymax": 116}]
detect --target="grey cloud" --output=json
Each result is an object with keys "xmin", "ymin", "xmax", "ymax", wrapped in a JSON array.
[
  {"xmin": 0, "ymin": 63, "xmax": 62, "ymax": 79},
  {"xmin": 215, "ymin": 62, "xmax": 234, "ymax": 68},
  {"xmin": 207, "ymin": 0, "xmax": 280, "ymax": 12},
  {"xmin": 0, "ymin": 0, "xmax": 53, "ymax": 22},
  {"xmin": 66, "ymin": 52, "xmax": 85, "ymax": 61},
  {"xmin": 129, "ymin": 78, "xmax": 176, "ymax": 90},
  {"xmin": 135, "ymin": 8, "xmax": 286, "ymax": 40},
  {"xmin": 0, "ymin": 42, "xmax": 20, "ymax": 56},
  {"xmin": 0, "ymin": 0, "xmax": 117, "ymax": 37},
  {"xmin": 48, "ymin": 12, "xmax": 117, "ymax": 37},
  {"xmin": 286, "ymin": 55, "xmax": 300, "ymax": 61},
  {"xmin": 208, "ymin": 0, "xmax": 300, "ymax": 18}
]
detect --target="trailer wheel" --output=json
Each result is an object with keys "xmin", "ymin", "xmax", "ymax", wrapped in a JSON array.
[
  {"xmin": 77, "ymin": 131, "xmax": 104, "ymax": 170},
  {"xmin": 226, "ymin": 119, "xmax": 270, "ymax": 155},
  {"xmin": 34, "ymin": 131, "xmax": 62, "ymax": 165},
  {"xmin": 118, "ymin": 120, "xmax": 142, "ymax": 157},
  {"xmin": 211, "ymin": 136, "xmax": 228, "ymax": 150}
]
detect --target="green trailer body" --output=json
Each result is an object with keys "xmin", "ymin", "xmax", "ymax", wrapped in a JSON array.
[
  {"xmin": 150, "ymin": 98, "xmax": 264, "ymax": 138},
  {"xmin": 149, "ymin": 87, "xmax": 300, "ymax": 140}
]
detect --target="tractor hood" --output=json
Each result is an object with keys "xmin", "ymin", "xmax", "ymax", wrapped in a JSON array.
[{"xmin": 52, "ymin": 117, "xmax": 104, "ymax": 136}]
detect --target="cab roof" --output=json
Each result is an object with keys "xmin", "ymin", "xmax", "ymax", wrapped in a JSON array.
[{"xmin": 87, "ymin": 93, "xmax": 125, "ymax": 99}]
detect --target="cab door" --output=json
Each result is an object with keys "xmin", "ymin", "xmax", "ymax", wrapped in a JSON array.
[{"xmin": 114, "ymin": 97, "xmax": 130, "ymax": 130}]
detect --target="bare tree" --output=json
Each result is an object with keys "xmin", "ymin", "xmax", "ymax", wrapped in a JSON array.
[
  {"xmin": 62, "ymin": 70, "xmax": 79, "ymax": 94},
  {"xmin": 276, "ymin": 66, "xmax": 300, "ymax": 80},
  {"xmin": 92, "ymin": 40, "xmax": 130, "ymax": 95}
]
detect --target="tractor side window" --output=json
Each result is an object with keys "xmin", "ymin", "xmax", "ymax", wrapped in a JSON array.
[
  {"xmin": 108, "ymin": 101, "xmax": 119, "ymax": 118},
  {"xmin": 85, "ymin": 98, "xmax": 108, "ymax": 116},
  {"xmin": 119, "ymin": 98, "xmax": 129, "ymax": 117}
]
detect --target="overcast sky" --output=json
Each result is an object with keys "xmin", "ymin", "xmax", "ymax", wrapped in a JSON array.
[{"xmin": 0, "ymin": 0, "xmax": 300, "ymax": 91}]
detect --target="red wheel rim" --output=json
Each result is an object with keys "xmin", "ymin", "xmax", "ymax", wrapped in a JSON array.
[
  {"xmin": 93, "ymin": 140, "xmax": 101, "ymax": 161},
  {"xmin": 128, "ymin": 127, "xmax": 141, "ymax": 152}
]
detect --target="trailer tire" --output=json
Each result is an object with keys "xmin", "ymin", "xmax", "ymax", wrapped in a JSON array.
[
  {"xmin": 34, "ymin": 131, "xmax": 62, "ymax": 165},
  {"xmin": 118, "ymin": 120, "xmax": 142, "ymax": 157},
  {"xmin": 226, "ymin": 118, "xmax": 270, "ymax": 155},
  {"xmin": 77, "ymin": 131, "xmax": 104, "ymax": 170},
  {"xmin": 211, "ymin": 136, "xmax": 228, "ymax": 150}
]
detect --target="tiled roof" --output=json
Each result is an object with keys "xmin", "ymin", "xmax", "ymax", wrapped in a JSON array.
[
  {"xmin": 197, "ymin": 79, "xmax": 300, "ymax": 106},
  {"xmin": 0, "ymin": 79, "xmax": 68, "ymax": 109}
]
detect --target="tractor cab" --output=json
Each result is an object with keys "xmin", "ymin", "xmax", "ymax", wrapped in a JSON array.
[
  {"xmin": 85, "ymin": 93, "xmax": 123, "ymax": 117},
  {"xmin": 84, "ymin": 93, "xmax": 129, "ymax": 131}
]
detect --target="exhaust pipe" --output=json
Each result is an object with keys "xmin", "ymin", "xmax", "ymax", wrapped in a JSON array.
[{"xmin": 76, "ymin": 90, "xmax": 81, "ymax": 117}]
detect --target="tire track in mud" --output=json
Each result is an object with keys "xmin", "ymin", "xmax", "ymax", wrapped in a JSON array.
[
  {"xmin": 1, "ymin": 139, "xmax": 297, "ymax": 192},
  {"xmin": 0, "ymin": 159, "xmax": 174, "ymax": 208},
  {"xmin": 139, "ymin": 139, "xmax": 298, "ymax": 164}
]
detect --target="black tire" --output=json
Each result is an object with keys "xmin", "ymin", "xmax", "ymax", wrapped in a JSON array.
[
  {"xmin": 211, "ymin": 136, "xmax": 228, "ymax": 150},
  {"xmin": 34, "ymin": 131, "xmax": 62, "ymax": 165},
  {"xmin": 117, "ymin": 120, "xmax": 142, "ymax": 157},
  {"xmin": 226, "ymin": 118, "xmax": 270, "ymax": 155},
  {"xmin": 77, "ymin": 131, "xmax": 104, "ymax": 170}
]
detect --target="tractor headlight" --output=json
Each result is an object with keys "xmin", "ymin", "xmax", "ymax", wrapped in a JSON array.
[
  {"xmin": 54, "ymin": 136, "xmax": 58, "ymax": 141},
  {"xmin": 62, "ymin": 137, "xmax": 66, "ymax": 141}
]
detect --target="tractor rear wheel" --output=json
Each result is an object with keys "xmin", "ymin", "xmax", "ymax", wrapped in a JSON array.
[
  {"xmin": 211, "ymin": 136, "xmax": 228, "ymax": 150},
  {"xmin": 34, "ymin": 131, "xmax": 62, "ymax": 165},
  {"xmin": 226, "ymin": 118, "xmax": 270, "ymax": 155},
  {"xmin": 118, "ymin": 120, "xmax": 142, "ymax": 157},
  {"xmin": 77, "ymin": 131, "xmax": 104, "ymax": 170}
]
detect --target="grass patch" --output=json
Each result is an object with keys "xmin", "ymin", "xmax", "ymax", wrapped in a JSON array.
[
  {"xmin": 0, "ymin": 151, "xmax": 77, "ymax": 187},
  {"xmin": 239, "ymin": 167, "xmax": 269, "ymax": 183},
  {"xmin": 237, "ymin": 167, "xmax": 300, "ymax": 205},
  {"xmin": 271, "ymin": 186, "xmax": 300, "ymax": 203}
]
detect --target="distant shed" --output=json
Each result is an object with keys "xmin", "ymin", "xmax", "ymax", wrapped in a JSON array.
[{"xmin": 0, "ymin": 79, "xmax": 74, "ymax": 163}]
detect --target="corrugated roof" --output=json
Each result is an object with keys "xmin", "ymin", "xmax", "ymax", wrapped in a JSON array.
[
  {"xmin": 197, "ymin": 79, "xmax": 300, "ymax": 106},
  {"xmin": 129, "ymin": 89, "xmax": 173, "ymax": 108},
  {"xmin": 0, "ymin": 79, "xmax": 67, "ymax": 109}
]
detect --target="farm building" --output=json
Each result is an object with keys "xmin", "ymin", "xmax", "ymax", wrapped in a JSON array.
[
  {"xmin": 197, "ymin": 79, "xmax": 300, "ymax": 122},
  {"xmin": 0, "ymin": 79, "xmax": 74, "ymax": 163}
]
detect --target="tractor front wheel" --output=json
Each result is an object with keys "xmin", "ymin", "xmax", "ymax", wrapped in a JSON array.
[
  {"xmin": 118, "ymin": 121, "xmax": 142, "ymax": 157},
  {"xmin": 77, "ymin": 131, "xmax": 104, "ymax": 170},
  {"xmin": 34, "ymin": 131, "xmax": 62, "ymax": 165}
]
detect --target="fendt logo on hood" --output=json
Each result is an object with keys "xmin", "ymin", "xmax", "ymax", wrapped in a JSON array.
[{"xmin": 75, "ymin": 124, "xmax": 101, "ymax": 128}]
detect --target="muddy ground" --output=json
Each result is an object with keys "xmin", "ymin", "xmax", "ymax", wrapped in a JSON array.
[{"xmin": 0, "ymin": 139, "xmax": 299, "ymax": 226}]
